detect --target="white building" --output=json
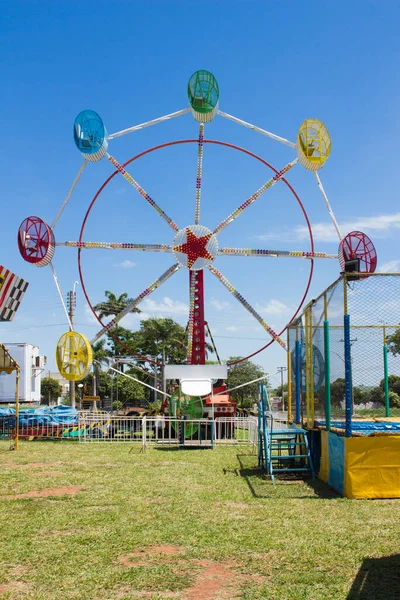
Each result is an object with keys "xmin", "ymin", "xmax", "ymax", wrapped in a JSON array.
[{"xmin": 0, "ymin": 343, "xmax": 47, "ymax": 404}]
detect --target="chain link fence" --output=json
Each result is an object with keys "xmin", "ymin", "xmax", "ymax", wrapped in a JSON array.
[{"xmin": 288, "ymin": 274, "xmax": 400, "ymax": 429}]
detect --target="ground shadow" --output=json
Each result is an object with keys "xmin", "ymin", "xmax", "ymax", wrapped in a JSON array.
[
  {"xmin": 152, "ymin": 446, "xmax": 213, "ymax": 452},
  {"xmin": 236, "ymin": 453, "xmax": 340, "ymax": 500},
  {"xmin": 347, "ymin": 554, "xmax": 400, "ymax": 599},
  {"xmin": 304, "ymin": 477, "xmax": 340, "ymax": 499}
]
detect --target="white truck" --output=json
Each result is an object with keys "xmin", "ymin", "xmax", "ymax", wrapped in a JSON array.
[{"xmin": 0, "ymin": 343, "xmax": 47, "ymax": 404}]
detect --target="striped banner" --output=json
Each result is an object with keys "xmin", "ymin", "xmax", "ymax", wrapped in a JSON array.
[{"xmin": 0, "ymin": 265, "xmax": 29, "ymax": 322}]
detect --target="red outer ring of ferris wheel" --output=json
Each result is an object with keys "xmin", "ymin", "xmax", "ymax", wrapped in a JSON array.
[{"xmin": 78, "ymin": 139, "xmax": 315, "ymax": 367}]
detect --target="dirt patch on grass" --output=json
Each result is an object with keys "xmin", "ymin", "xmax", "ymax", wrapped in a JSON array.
[
  {"xmin": 224, "ymin": 501, "xmax": 250, "ymax": 510},
  {"xmin": 119, "ymin": 545, "xmax": 185, "ymax": 566},
  {"xmin": 34, "ymin": 471, "xmax": 62, "ymax": 477},
  {"xmin": 40, "ymin": 528, "xmax": 82, "ymax": 537},
  {"xmin": 1, "ymin": 460, "xmax": 19, "ymax": 468},
  {"xmin": 25, "ymin": 462, "xmax": 61, "ymax": 468},
  {"xmin": 185, "ymin": 561, "xmax": 238, "ymax": 599},
  {"xmin": 118, "ymin": 548, "xmax": 268, "ymax": 598},
  {"xmin": 116, "ymin": 590, "xmax": 179, "ymax": 599},
  {"xmin": 187, "ymin": 560, "xmax": 269, "ymax": 599},
  {"xmin": 0, "ymin": 581, "xmax": 31, "ymax": 594},
  {"xmin": 9, "ymin": 566, "xmax": 28, "ymax": 576},
  {"xmin": 7, "ymin": 485, "xmax": 84, "ymax": 499},
  {"xmin": 150, "ymin": 545, "xmax": 185, "ymax": 555}
]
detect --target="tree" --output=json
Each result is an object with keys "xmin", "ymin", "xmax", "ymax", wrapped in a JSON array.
[
  {"xmin": 378, "ymin": 375, "xmax": 400, "ymax": 408},
  {"xmin": 389, "ymin": 391, "xmax": 400, "ymax": 409},
  {"xmin": 41, "ymin": 377, "xmax": 62, "ymax": 404},
  {"xmin": 93, "ymin": 290, "xmax": 141, "ymax": 319},
  {"xmin": 80, "ymin": 369, "xmax": 144, "ymax": 407},
  {"xmin": 386, "ymin": 328, "xmax": 400, "ymax": 356},
  {"xmin": 80, "ymin": 371, "xmax": 113, "ymax": 400},
  {"xmin": 226, "ymin": 357, "xmax": 266, "ymax": 408},
  {"xmin": 105, "ymin": 326, "xmax": 141, "ymax": 359},
  {"xmin": 92, "ymin": 339, "xmax": 112, "ymax": 363},
  {"xmin": 274, "ymin": 383, "xmax": 288, "ymax": 398},
  {"xmin": 367, "ymin": 386, "xmax": 384, "ymax": 405},
  {"xmin": 330, "ymin": 378, "xmax": 345, "ymax": 408},
  {"xmin": 137, "ymin": 318, "xmax": 187, "ymax": 364},
  {"xmin": 353, "ymin": 386, "xmax": 366, "ymax": 405},
  {"xmin": 380, "ymin": 374, "xmax": 400, "ymax": 396},
  {"xmin": 117, "ymin": 372, "xmax": 144, "ymax": 405}
]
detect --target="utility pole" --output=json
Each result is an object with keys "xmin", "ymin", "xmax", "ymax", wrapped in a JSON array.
[
  {"xmin": 67, "ymin": 281, "xmax": 79, "ymax": 409},
  {"xmin": 277, "ymin": 366, "xmax": 287, "ymax": 411}
]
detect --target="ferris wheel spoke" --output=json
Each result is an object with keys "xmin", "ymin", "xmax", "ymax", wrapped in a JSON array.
[
  {"xmin": 49, "ymin": 262, "xmax": 73, "ymax": 331},
  {"xmin": 213, "ymin": 158, "xmax": 298, "ymax": 235},
  {"xmin": 107, "ymin": 108, "xmax": 190, "ymax": 140},
  {"xmin": 313, "ymin": 172, "xmax": 342, "ymax": 241},
  {"xmin": 51, "ymin": 160, "xmax": 88, "ymax": 229},
  {"xmin": 218, "ymin": 247, "xmax": 337, "ymax": 259},
  {"xmin": 106, "ymin": 153, "xmax": 179, "ymax": 232},
  {"xmin": 58, "ymin": 241, "xmax": 173, "ymax": 252},
  {"xmin": 208, "ymin": 265, "xmax": 286, "ymax": 349},
  {"xmin": 194, "ymin": 123, "xmax": 204, "ymax": 224},
  {"xmin": 90, "ymin": 263, "xmax": 181, "ymax": 344},
  {"xmin": 217, "ymin": 110, "xmax": 296, "ymax": 148}
]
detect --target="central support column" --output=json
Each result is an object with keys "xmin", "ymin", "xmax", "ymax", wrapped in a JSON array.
[{"xmin": 189, "ymin": 270, "xmax": 206, "ymax": 364}]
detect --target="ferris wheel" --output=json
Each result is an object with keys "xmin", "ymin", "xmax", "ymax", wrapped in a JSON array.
[{"xmin": 17, "ymin": 70, "xmax": 378, "ymax": 383}]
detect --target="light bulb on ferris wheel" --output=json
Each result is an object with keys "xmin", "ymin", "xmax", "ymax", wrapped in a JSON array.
[{"xmin": 17, "ymin": 69, "xmax": 377, "ymax": 385}]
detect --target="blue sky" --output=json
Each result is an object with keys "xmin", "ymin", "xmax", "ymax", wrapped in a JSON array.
[{"xmin": 1, "ymin": 1, "xmax": 399, "ymax": 388}]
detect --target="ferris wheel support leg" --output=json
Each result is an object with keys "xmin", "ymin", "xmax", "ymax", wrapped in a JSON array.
[
  {"xmin": 188, "ymin": 271, "xmax": 206, "ymax": 364},
  {"xmin": 51, "ymin": 160, "xmax": 88, "ymax": 229},
  {"xmin": 107, "ymin": 108, "xmax": 191, "ymax": 140},
  {"xmin": 313, "ymin": 172, "xmax": 343, "ymax": 240},
  {"xmin": 217, "ymin": 110, "xmax": 296, "ymax": 149},
  {"xmin": 49, "ymin": 262, "xmax": 73, "ymax": 330}
]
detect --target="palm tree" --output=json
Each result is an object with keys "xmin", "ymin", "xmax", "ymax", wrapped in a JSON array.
[
  {"xmin": 91, "ymin": 339, "xmax": 112, "ymax": 363},
  {"xmin": 93, "ymin": 290, "xmax": 141, "ymax": 319}
]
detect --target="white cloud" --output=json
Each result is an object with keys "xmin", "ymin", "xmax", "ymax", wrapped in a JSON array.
[
  {"xmin": 257, "ymin": 299, "xmax": 290, "ymax": 316},
  {"xmin": 121, "ymin": 297, "xmax": 189, "ymax": 327},
  {"xmin": 114, "ymin": 260, "xmax": 136, "ymax": 269},
  {"xmin": 225, "ymin": 325, "xmax": 240, "ymax": 331},
  {"xmin": 256, "ymin": 212, "xmax": 400, "ymax": 244},
  {"xmin": 378, "ymin": 260, "xmax": 400, "ymax": 273},
  {"xmin": 210, "ymin": 297, "xmax": 231, "ymax": 311},
  {"xmin": 84, "ymin": 303, "xmax": 98, "ymax": 325},
  {"xmin": 141, "ymin": 297, "xmax": 188, "ymax": 316},
  {"xmin": 85, "ymin": 297, "xmax": 189, "ymax": 331}
]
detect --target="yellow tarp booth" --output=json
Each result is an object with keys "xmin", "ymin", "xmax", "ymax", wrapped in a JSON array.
[
  {"xmin": 320, "ymin": 429, "xmax": 400, "ymax": 499},
  {"xmin": 345, "ymin": 436, "xmax": 400, "ymax": 499}
]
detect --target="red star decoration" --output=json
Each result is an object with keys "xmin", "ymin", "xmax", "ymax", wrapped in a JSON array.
[{"xmin": 174, "ymin": 228, "xmax": 213, "ymax": 269}]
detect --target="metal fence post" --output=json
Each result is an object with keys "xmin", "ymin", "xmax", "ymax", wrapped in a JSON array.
[
  {"xmin": 344, "ymin": 314, "xmax": 353, "ymax": 437},
  {"xmin": 142, "ymin": 416, "xmax": 146, "ymax": 452},
  {"xmin": 324, "ymin": 320, "xmax": 331, "ymax": 431},
  {"xmin": 383, "ymin": 343, "xmax": 390, "ymax": 418},
  {"xmin": 295, "ymin": 340, "xmax": 301, "ymax": 425}
]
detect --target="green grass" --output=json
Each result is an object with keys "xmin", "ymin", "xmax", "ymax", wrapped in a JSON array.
[{"xmin": 0, "ymin": 441, "xmax": 399, "ymax": 599}]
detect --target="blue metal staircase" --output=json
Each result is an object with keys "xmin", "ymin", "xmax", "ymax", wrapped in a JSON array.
[{"xmin": 258, "ymin": 384, "xmax": 314, "ymax": 480}]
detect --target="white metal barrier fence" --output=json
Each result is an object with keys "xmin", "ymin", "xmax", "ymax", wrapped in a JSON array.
[
  {"xmin": 1, "ymin": 414, "xmax": 260, "ymax": 446},
  {"xmin": 79, "ymin": 415, "xmax": 258, "ymax": 447}
]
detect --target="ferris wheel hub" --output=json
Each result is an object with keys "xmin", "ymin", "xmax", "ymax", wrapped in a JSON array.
[{"xmin": 172, "ymin": 224, "xmax": 218, "ymax": 270}]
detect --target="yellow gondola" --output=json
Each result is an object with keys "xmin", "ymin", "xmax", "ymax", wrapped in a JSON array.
[{"xmin": 56, "ymin": 331, "xmax": 92, "ymax": 381}]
